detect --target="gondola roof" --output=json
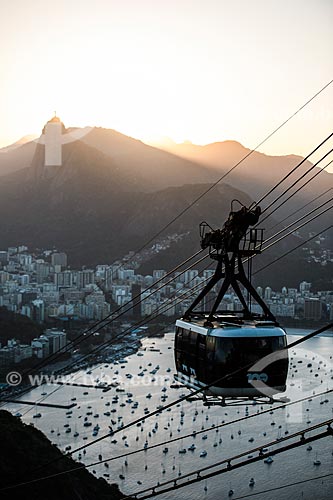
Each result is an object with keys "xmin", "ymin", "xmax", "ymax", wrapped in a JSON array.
[{"xmin": 176, "ymin": 317, "xmax": 286, "ymax": 338}]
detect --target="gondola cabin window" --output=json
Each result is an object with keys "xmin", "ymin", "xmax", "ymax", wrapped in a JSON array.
[
  {"xmin": 206, "ymin": 336, "xmax": 216, "ymax": 381},
  {"xmin": 175, "ymin": 327, "xmax": 190, "ymax": 375},
  {"xmin": 189, "ymin": 330, "xmax": 197, "ymax": 354}
]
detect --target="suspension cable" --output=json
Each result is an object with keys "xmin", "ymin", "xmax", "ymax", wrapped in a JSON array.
[
  {"xmin": 254, "ymin": 224, "xmax": 333, "ymax": 276},
  {"xmin": 4, "ymin": 211, "xmax": 333, "ymax": 478},
  {"xmin": 18, "ymin": 135, "xmax": 333, "ymax": 381},
  {"xmin": 115, "ymin": 81, "xmax": 333, "ymax": 260},
  {"xmin": 262, "ymin": 196, "xmax": 332, "ymax": 246},
  {"xmin": 12, "ymin": 249, "xmax": 206, "ymax": 378},
  {"xmin": 260, "ymin": 205, "xmax": 332, "ymax": 254},
  {"xmin": 256, "ymin": 131, "xmax": 333, "ymax": 207},
  {"xmin": 258, "ymin": 149, "xmax": 333, "ymax": 223},
  {"xmin": 125, "ymin": 418, "xmax": 333, "ymax": 499},
  {"xmin": 7, "ymin": 201, "xmax": 331, "ymax": 412},
  {"xmin": 4, "ymin": 387, "xmax": 331, "ymax": 492},
  {"xmin": 2, "ymin": 261, "xmax": 212, "ymax": 412},
  {"xmin": 28, "ymin": 321, "xmax": 332, "ymax": 474},
  {"xmin": 217, "ymin": 473, "xmax": 333, "ymax": 500},
  {"xmin": 267, "ymin": 185, "xmax": 332, "ymax": 234}
]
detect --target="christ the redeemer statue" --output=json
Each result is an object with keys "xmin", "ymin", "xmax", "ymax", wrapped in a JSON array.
[{"xmin": 36, "ymin": 113, "xmax": 92, "ymax": 166}]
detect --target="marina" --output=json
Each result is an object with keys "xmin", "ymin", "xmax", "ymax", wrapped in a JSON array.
[{"xmin": 3, "ymin": 330, "xmax": 333, "ymax": 499}]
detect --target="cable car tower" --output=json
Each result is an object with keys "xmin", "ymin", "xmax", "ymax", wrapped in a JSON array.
[
  {"xmin": 174, "ymin": 201, "xmax": 289, "ymax": 405},
  {"xmin": 184, "ymin": 200, "xmax": 275, "ymax": 324}
]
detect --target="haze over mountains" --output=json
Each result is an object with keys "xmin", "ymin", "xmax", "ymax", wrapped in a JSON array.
[
  {"xmin": 0, "ymin": 125, "xmax": 331, "ymax": 288},
  {"xmin": 0, "ymin": 128, "xmax": 216, "ymax": 191},
  {"xmin": 0, "ymin": 136, "xmax": 251, "ymax": 266},
  {"xmin": 154, "ymin": 138, "xmax": 333, "ymax": 218},
  {"xmin": 0, "ymin": 139, "xmax": 37, "ymax": 176}
]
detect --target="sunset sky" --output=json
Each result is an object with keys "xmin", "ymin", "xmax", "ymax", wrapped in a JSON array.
[{"xmin": 0, "ymin": 0, "xmax": 332, "ymax": 163}]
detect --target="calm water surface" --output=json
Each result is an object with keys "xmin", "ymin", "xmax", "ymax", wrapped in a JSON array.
[{"xmin": 4, "ymin": 328, "xmax": 333, "ymax": 500}]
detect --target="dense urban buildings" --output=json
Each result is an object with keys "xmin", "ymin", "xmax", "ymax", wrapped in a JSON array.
[
  {"xmin": 0, "ymin": 243, "xmax": 332, "ymax": 368},
  {"xmin": 0, "ymin": 328, "xmax": 67, "ymax": 369},
  {"xmin": 1, "ymin": 244, "xmax": 332, "ymax": 322}
]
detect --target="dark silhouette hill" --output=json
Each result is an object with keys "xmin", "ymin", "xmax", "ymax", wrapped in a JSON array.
[
  {"xmin": 0, "ymin": 410, "xmax": 128, "ymax": 500},
  {"xmin": 0, "ymin": 307, "xmax": 43, "ymax": 344}
]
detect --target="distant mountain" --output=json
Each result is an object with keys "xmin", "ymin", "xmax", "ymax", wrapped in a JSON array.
[
  {"xmin": 0, "ymin": 139, "xmax": 137, "ymax": 262},
  {"xmin": 0, "ymin": 134, "xmax": 37, "ymax": 152},
  {"xmin": 0, "ymin": 139, "xmax": 37, "ymax": 176},
  {"xmin": 0, "ymin": 126, "xmax": 331, "ymax": 288},
  {"xmin": 0, "ymin": 138, "xmax": 255, "ymax": 267},
  {"xmin": 0, "ymin": 127, "xmax": 219, "ymax": 191},
  {"xmin": 1, "ymin": 139, "xmax": 315, "ymax": 288},
  {"xmin": 156, "ymin": 140, "xmax": 333, "ymax": 220},
  {"xmin": 80, "ymin": 127, "xmax": 220, "ymax": 191},
  {"xmin": 2, "ymin": 128, "xmax": 331, "ymax": 212}
]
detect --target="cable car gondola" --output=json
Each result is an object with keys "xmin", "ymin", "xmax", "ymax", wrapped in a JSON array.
[{"xmin": 174, "ymin": 201, "xmax": 289, "ymax": 400}]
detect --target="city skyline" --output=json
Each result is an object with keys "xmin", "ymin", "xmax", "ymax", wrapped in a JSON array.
[{"xmin": 1, "ymin": 241, "xmax": 332, "ymax": 326}]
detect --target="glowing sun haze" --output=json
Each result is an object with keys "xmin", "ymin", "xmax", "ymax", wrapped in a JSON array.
[{"xmin": 0, "ymin": 0, "xmax": 332, "ymax": 164}]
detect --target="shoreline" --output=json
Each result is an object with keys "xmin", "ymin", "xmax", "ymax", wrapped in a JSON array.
[{"xmin": 2, "ymin": 323, "xmax": 331, "ymax": 402}]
